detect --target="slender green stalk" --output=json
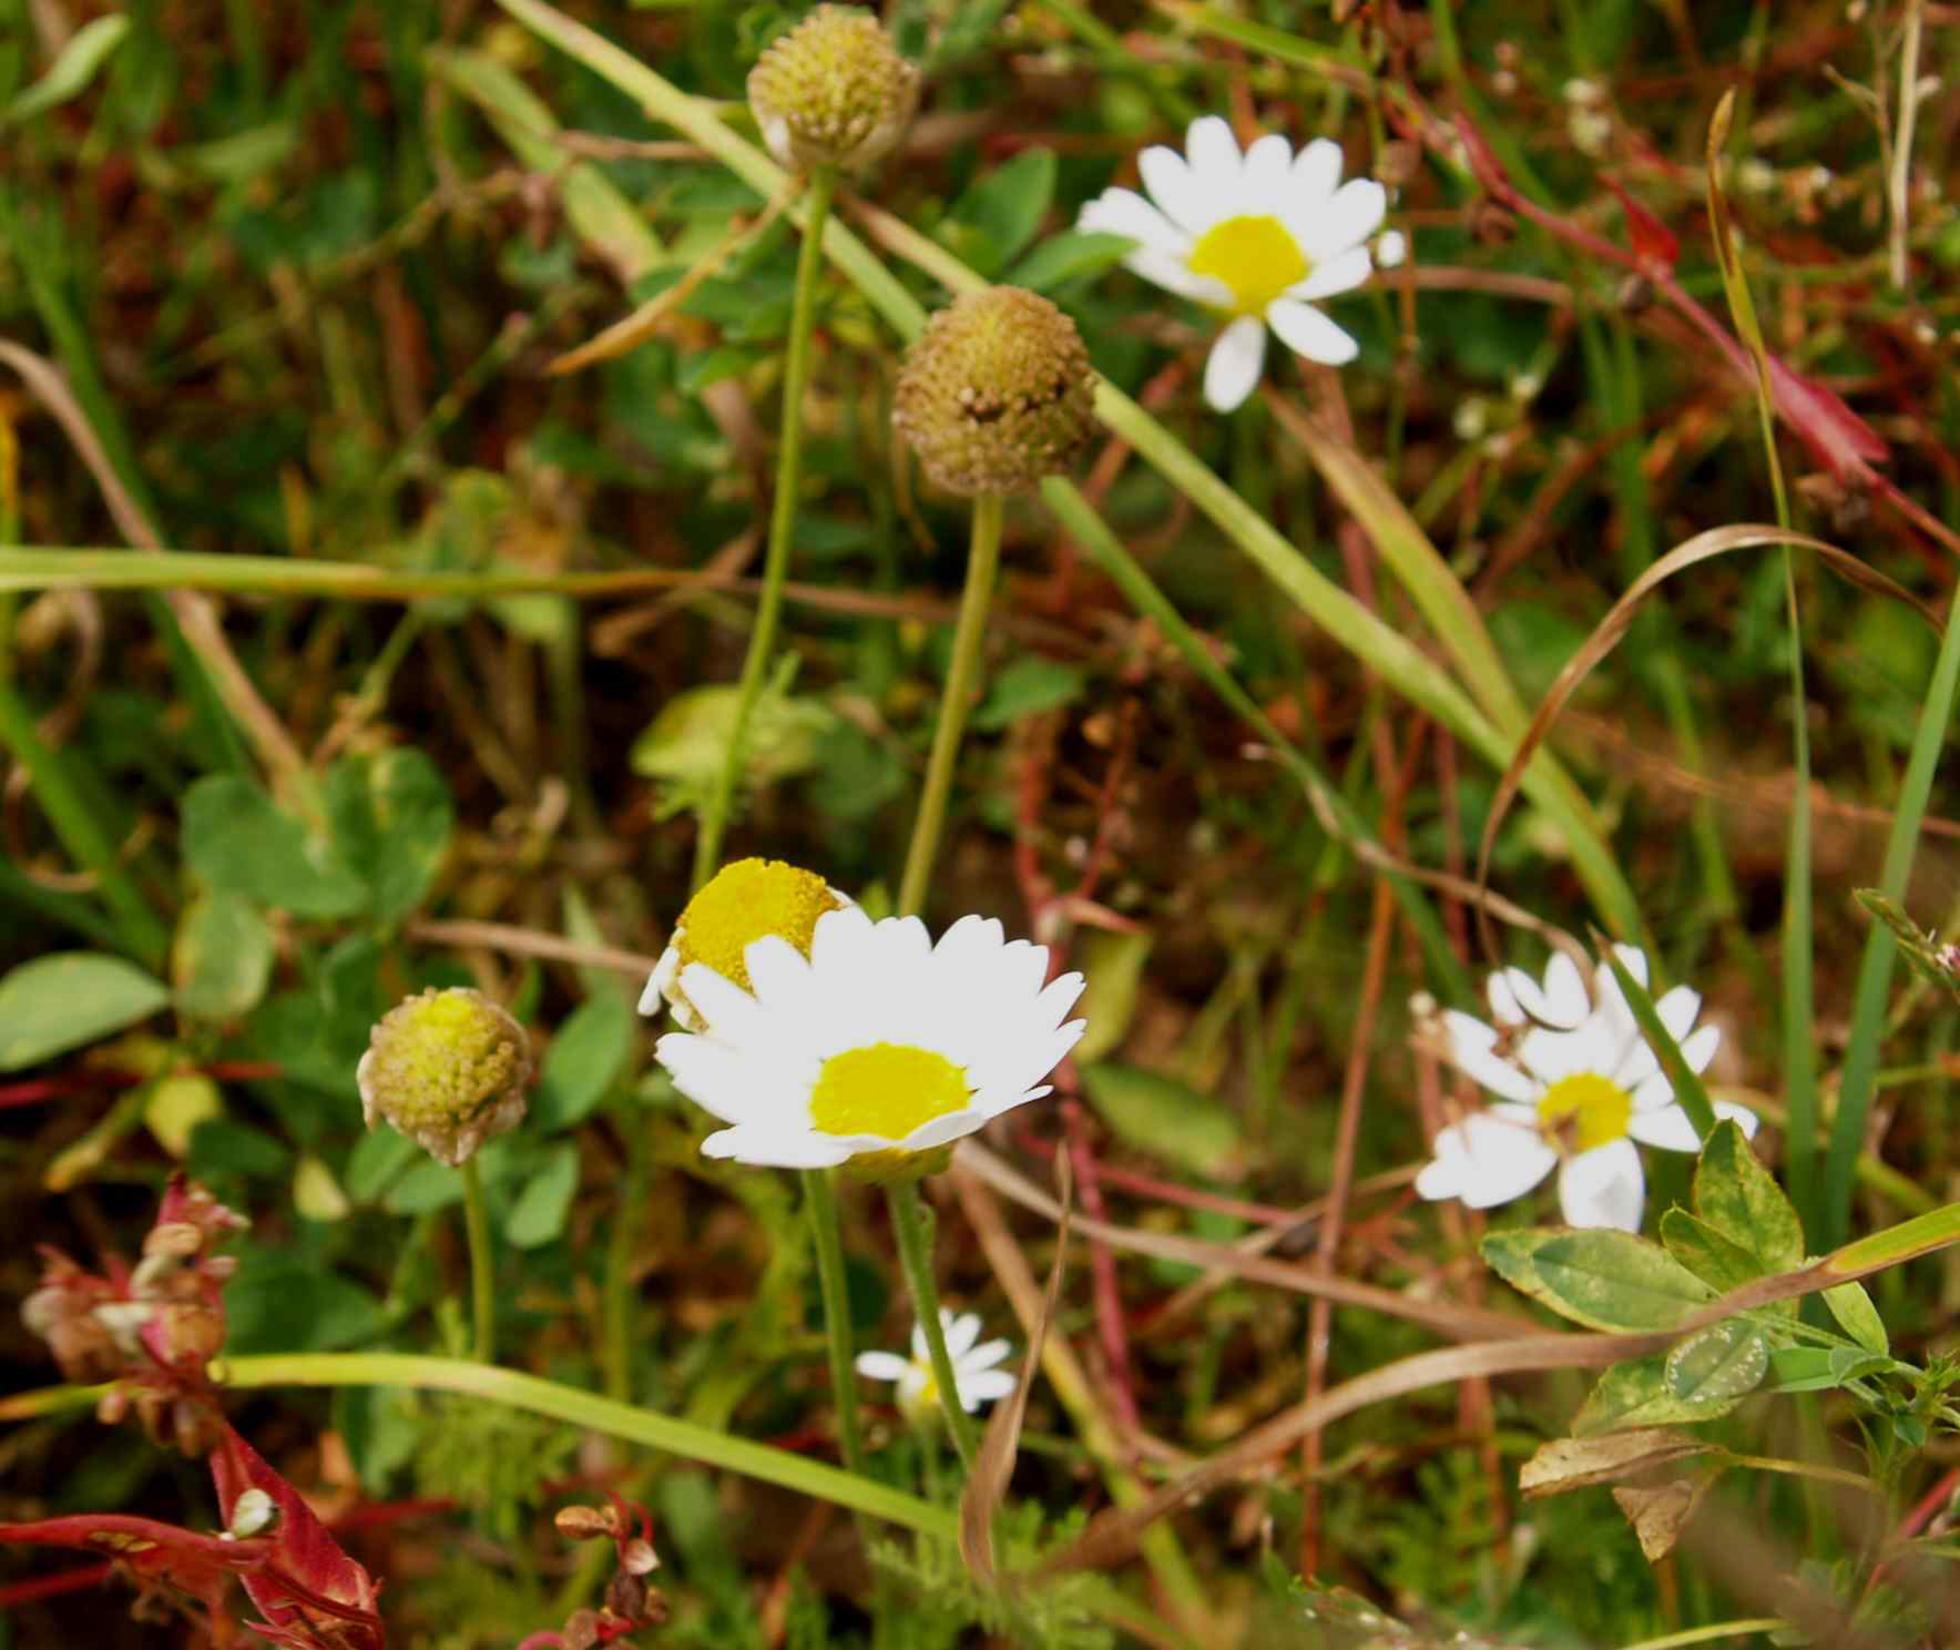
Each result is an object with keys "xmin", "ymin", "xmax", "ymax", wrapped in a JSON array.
[
  {"xmin": 1822, "ymin": 586, "xmax": 1960, "ymax": 1246},
  {"xmin": 460, "ymin": 1158, "xmax": 496, "ymax": 1363},
  {"xmin": 693, "ymin": 167, "xmax": 837, "ymax": 891},
  {"xmin": 805, "ymin": 1166, "xmax": 866, "ymax": 1471},
  {"xmin": 1616, "ymin": 1622, "xmax": 1783, "ymax": 1650},
  {"xmin": 897, "ymin": 492, "xmax": 1002, "ymax": 917},
  {"xmin": 884, "ymin": 1178, "xmax": 979, "ymax": 1467}
]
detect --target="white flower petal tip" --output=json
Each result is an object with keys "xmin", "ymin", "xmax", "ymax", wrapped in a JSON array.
[
  {"xmin": 1077, "ymin": 123, "xmax": 1396, "ymax": 407},
  {"xmin": 653, "ymin": 908, "xmax": 1078, "ymax": 1171},
  {"xmin": 859, "ymin": 1308, "xmax": 1018, "ymax": 1419},
  {"xmin": 1374, "ymin": 229, "xmax": 1408, "ymax": 268},
  {"xmin": 1420, "ymin": 949, "xmax": 1729, "ymax": 1233}
]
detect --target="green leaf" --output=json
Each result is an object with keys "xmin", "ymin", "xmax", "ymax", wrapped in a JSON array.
[
  {"xmin": 345, "ymin": 1128, "xmax": 419, "ymax": 1204},
  {"xmin": 1575, "ymin": 1353, "xmax": 1746, "ymax": 1434},
  {"xmin": 172, "ymin": 892, "xmax": 275, "ymax": 1022},
  {"xmin": 1664, "ymin": 1319, "xmax": 1769, "ymax": 1404},
  {"xmin": 7, "ymin": 15, "xmax": 130, "ymax": 124},
  {"xmin": 1658, "ymin": 1209, "xmax": 1763, "ymax": 1296},
  {"xmin": 1080, "ymin": 1063, "xmax": 1242, "ymax": 1179},
  {"xmin": 941, "ymin": 148, "xmax": 1056, "ymax": 277},
  {"xmin": 1599, "ymin": 947, "xmax": 1717, "ymax": 1140},
  {"xmin": 1767, "ymin": 1344, "xmax": 1890, "ymax": 1394},
  {"xmin": 534, "ymin": 994, "xmax": 635, "ymax": 1131},
  {"xmin": 385, "ymin": 1158, "xmax": 465, "ymax": 1215},
  {"xmin": 0, "ymin": 952, "xmax": 170, "ymax": 1071},
  {"xmin": 1691, "ymin": 1119, "xmax": 1802, "ymax": 1272},
  {"xmin": 182, "ymin": 775, "xmax": 366, "ymax": 918},
  {"xmin": 187, "ymin": 1117, "xmax": 294, "ymax": 1180},
  {"xmin": 227, "ymin": 1254, "xmax": 383, "ymax": 1354},
  {"xmin": 1481, "ymin": 1228, "xmax": 1714, "ymax": 1332},
  {"xmin": 971, "ymin": 655, "xmax": 1085, "ymax": 731},
  {"xmin": 1069, "ymin": 929, "xmax": 1153, "ymax": 1066},
  {"xmin": 1009, "ymin": 230, "xmax": 1135, "ymax": 293},
  {"xmin": 145, "ymin": 1073, "xmax": 223, "ymax": 1158},
  {"xmin": 1822, "ymin": 1281, "xmax": 1889, "ymax": 1355},
  {"xmin": 326, "ymin": 749, "xmax": 455, "ymax": 926},
  {"xmin": 506, "ymin": 1142, "xmax": 580, "ymax": 1248}
]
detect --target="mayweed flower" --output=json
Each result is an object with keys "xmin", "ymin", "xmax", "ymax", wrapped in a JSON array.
[
  {"xmin": 856, "ymin": 1309, "xmax": 1016, "ymax": 1420},
  {"xmin": 357, "ymin": 987, "xmax": 533, "ymax": 1167},
  {"xmin": 893, "ymin": 285, "xmax": 1098, "ymax": 496},
  {"xmin": 1415, "ymin": 948, "xmax": 1758, "ymax": 1232},
  {"xmin": 642, "ymin": 856, "xmax": 849, "ymax": 1031},
  {"xmin": 1079, "ymin": 116, "xmax": 1405, "ymax": 412},
  {"xmin": 747, "ymin": 3, "xmax": 919, "ymax": 175},
  {"xmin": 654, "ymin": 905, "xmax": 1085, "ymax": 1170}
]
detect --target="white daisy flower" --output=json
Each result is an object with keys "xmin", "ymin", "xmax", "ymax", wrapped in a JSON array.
[
  {"xmin": 1078, "ymin": 115, "xmax": 1403, "ymax": 412},
  {"xmin": 640, "ymin": 857, "xmax": 852, "ymax": 1032},
  {"xmin": 1415, "ymin": 947, "xmax": 1758, "ymax": 1232},
  {"xmin": 654, "ymin": 906, "xmax": 1086, "ymax": 1169},
  {"xmin": 855, "ymin": 1310, "xmax": 1017, "ymax": 1419}
]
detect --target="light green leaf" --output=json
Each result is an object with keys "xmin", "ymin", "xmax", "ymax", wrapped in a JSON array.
[
  {"xmin": 534, "ymin": 994, "xmax": 635, "ymax": 1131},
  {"xmin": 172, "ymin": 892, "xmax": 275, "ymax": 1022},
  {"xmin": 1691, "ymin": 1119, "xmax": 1802, "ymax": 1272},
  {"xmin": 145, "ymin": 1073, "xmax": 222, "ymax": 1158},
  {"xmin": 1009, "ymin": 230, "xmax": 1135, "ymax": 293},
  {"xmin": 8, "ymin": 16, "xmax": 130, "ymax": 125},
  {"xmin": 1767, "ymin": 1344, "xmax": 1890, "ymax": 1394},
  {"xmin": 0, "ymin": 952, "xmax": 170, "ymax": 1071},
  {"xmin": 1664, "ymin": 1319, "xmax": 1769, "ymax": 1404},
  {"xmin": 1080, "ymin": 1063, "xmax": 1241, "ymax": 1180},
  {"xmin": 1822, "ymin": 1281, "xmax": 1889, "ymax": 1355},
  {"xmin": 1658, "ymin": 1208, "xmax": 1763, "ymax": 1297},
  {"xmin": 1069, "ymin": 929, "xmax": 1153, "ymax": 1067},
  {"xmin": 182, "ymin": 775, "xmax": 367, "ymax": 918},
  {"xmin": 1481, "ymin": 1228, "xmax": 1714, "ymax": 1332},
  {"xmin": 972, "ymin": 655, "xmax": 1085, "ymax": 731},
  {"xmin": 506, "ymin": 1142, "xmax": 580, "ymax": 1248},
  {"xmin": 1575, "ymin": 1353, "xmax": 1746, "ymax": 1435},
  {"xmin": 941, "ymin": 148, "xmax": 1056, "ymax": 276},
  {"xmin": 326, "ymin": 749, "xmax": 456, "ymax": 925}
]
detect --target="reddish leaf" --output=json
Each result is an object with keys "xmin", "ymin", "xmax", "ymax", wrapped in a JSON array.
[{"xmin": 1603, "ymin": 177, "xmax": 1679, "ymax": 270}]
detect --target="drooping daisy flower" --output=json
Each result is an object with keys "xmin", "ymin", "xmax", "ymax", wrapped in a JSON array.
[
  {"xmin": 641, "ymin": 857, "xmax": 851, "ymax": 1032},
  {"xmin": 1079, "ymin": 116, "xmax": 1405, "ymax": 412},
  {"xmin": 654, "ymin": 906, "xmax": 1085, "ymax": 1169},
  {"xmin": 1415, "ymin": 947, "xmax": 1757, "ymax": 1232},
  {"xmin": 856, "ymin": 1310, "xmax": 1016, "ymax": 1419}
]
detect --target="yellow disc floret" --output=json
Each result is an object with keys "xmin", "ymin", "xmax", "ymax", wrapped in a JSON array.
[
  {"xmin": 1535, "ymin": 1071, "xmax": 1633, "ymax": 1154},
  {"xmin": 809, "ymin": 1042, "xmax": 970, "ymax": 1140},
  {"xmin": 676, "ymin": 858, "xmax": 842, "ymax": 992},
  {"xmin": 1187, "ymin": 214, "xmax": 1310, "ymax": 315},
  {"xmin": 358, "ymin": 987, "xmax": 532, "ymax": 1167}
]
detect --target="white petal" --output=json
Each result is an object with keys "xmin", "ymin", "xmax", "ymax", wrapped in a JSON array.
[
  {"xmin": 1287, "ymin": 245, "xmax": 1372, "ymax": 302},
  {"xmin": 676, "ymin": 964, "xmax": 767, "ymax": 1042},
  {"xmin": 1715, "ymin": 1099, "xmax": 1760, "ymax": 1137},
  {"xmin": 654, "ymin": 1033, "xmax": 754, "ymax": 1124},
  {"xmin": 1139, "ymin": 144, "xmax": 1214, "ymax": 237},
  {"xmin": 1626, "ymin": 1103, "xmax": 1700, "ymax": 1152},
  {"xmin": 699, "ymin": 1125, "xmax": 851, "ymax": 1169},
  {"xmin": 962, "ymin": 1336, "xmax": 1013, "ymax": 1373},
  {"xmin": 1078, "ymin": 187, "xmax": 1187, "ymax": 253},
  {"xmin": 1184, "ymin": 115, "xmax": 1242, "ymax": 186},
  {"xmin": 855, "ymin": 1351, "xmax": 910, "ymax": 1382},
  {"xmin": 1558, "ymin": 1140, "xmax": 1645, "ymax": 1231},
  {"xmin": 958, "ymin": 1368, "xmax": 1017, "ymax": 1408},
  {"xmin": 1419, "ymin": 1113, "xmax": 1556, "ymax": 1210},
  {"xmin": 1238, "ymin": 133, "xmax": 1294, "ymax": 207},
  {"xmin": 944, "ymin": 1312, "xmax": 982, "ymax": 1359},
  {"xmin": 1203, "ymin": 315, "xmax": 1267, "ymax": 412},
  {"xmin": 1296, "ymin": 178, "xmax": 1386, "ymax": 259},
  {"xmin": 1266, "ymin": 299, "xmax": 1358, "ymax": 366},
  {"xmin": 1438, "ymin": 1010, "xmax": 1537, "ymax": 1102},
  {"xmin": 1289, "ymin": 138, "xmax": 1344, "ymax": 212},
  {"xmin": 1374, "ymin": 229, "xmax": 1407, "ymax": 268},
  {"xmin": 1125, "ymin": 246, "xmax": 1234, "ymax": 306}
]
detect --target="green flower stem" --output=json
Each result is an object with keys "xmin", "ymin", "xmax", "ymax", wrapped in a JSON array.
[
  {"xmin": 460, "ymin": 1157, "xmax": 496, "ymax": 1363},
  {"xmin": 884, "ymin": 1177, "xmax": 980, "ymax": 1467},
  {"xmin": 897, "ymin": 492, "xmax": 1002, "ymax": 917},
  {"xmin": 805, "ymin": 1166, "xmax": 866, "ymax": 1471},
  {"xmin": 692, "ymin": 166, "xmax": 838, "ymax": 892}
]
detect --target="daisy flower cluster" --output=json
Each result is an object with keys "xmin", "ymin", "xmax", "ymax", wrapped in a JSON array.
[
  {"xmin": 856, "ymin": 1309, "xmax": 1017, "ymax": 1420},
  {"xmin": 645, "ymin": 859, "xmax": 1085, "ymax": 1172},
  {"xmin": 1416, "ymin": 948, "xmax": 1757, "ymax": 1231},
  {"xmin": 1080, "ymin": 116, "xmax": 1405, "ymax": 411}
]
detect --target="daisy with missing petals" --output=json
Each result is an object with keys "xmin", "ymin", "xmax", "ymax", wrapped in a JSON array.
[
  {"xmin": 1079, "ymin": 115, "xmax": 1405, "ymax": 412},
  {"xmin": 1415, "ymin": 947, "xmax": 1758, "ymax": 1232},
  {"xmin": 654, "ymin": 906, "xmax": 1085, "ymax": 1170},
  {"xmin": 856, "ymin": 1310, "xmax": 1016, "ymax": 1420}
]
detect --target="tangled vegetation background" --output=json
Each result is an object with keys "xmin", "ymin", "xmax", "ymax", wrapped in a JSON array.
[{"xmin": 2, "ymin": 1, "xmax": 1959, "ymax": 1646}]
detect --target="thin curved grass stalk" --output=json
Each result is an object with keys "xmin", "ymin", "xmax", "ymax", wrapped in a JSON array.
[{"xmin": 490, "ymin": 0, "xmax": 1643, "ymax": 943}]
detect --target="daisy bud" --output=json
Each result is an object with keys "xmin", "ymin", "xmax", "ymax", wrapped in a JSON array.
[
  {"xmin": 893, "ymin": 286, "xmax": 1098, "ymax": 496},
  {"xmin": 642, "ymin": 857, "xmax": 846, "ymax": 1031},
  {"xmin": 747, "ymin": 4, "xmax": 919, "ymax": 176},
  {"xmin": 357, "ymin": 988, "xmax": 533, "ymax": 1168}
]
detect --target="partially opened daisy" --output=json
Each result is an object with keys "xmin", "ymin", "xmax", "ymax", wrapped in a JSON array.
[
  {"xmin": 856, "ymin": 1309, "xmax": 1016, "ymax": 1421},
  {"xmin": 654, "ymin": 906, "xmax": 1085, "ymax": 1170},
  {"xmin": 1079, "ymin": 115, "xmax": 1404, "ymax": 412},
  {"xmin": 1415, "ymin": 947, "xmax": 1757, "ymax": 1232}
]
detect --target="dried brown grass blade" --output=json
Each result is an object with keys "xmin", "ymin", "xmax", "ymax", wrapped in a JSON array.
[
  {"xmin": 959, "ymin": 1153, "xmax": 1073, "ymax": 1585},
  {"xmin": 1473, "ymin": 521, "xmax": 1937, "ymax": 967}
]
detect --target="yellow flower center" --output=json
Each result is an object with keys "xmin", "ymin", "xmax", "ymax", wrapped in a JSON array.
[
  {"xmin": 676, "ymin": 857, "xmax": 840, "ymax": 990},
  {"xmin": 1536, "ymin": 1071, "xmax": 1633, "ymax": 1154},
  {"xmin": 809, "ymin": 1043, "xmax": 970, "ymax": 1141},
  {"xmin": 1187, "ymin": 214, "xmax": 1310, "ymax": 315}
]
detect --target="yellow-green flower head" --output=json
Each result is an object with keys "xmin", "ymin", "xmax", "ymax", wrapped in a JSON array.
[
  {"xmin": 641, "ymin": 857, "xmax": 848, "ymax": 1032},
  {"xmin": 357, "ymin": 988, "xmax": 533, "ymax": 1167},
  {"xmin": 893, "ymin": 286, "xmax": 1098, "ymax": 496},
  {"xmin": 747, "ymin": 4, "xmax": 919, "ymax": 175}
]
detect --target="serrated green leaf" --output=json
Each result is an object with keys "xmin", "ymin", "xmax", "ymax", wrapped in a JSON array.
[
  {"xmin": 182, "ymin": 775, "xmax": 367, "ymax": 918},
  {"xmin": 0, "ymin": 952, "xmax": 170, "ymax": 1071},
  {"xmin": 1664, "ymin": 1319, "xmax": 1769, "ymax": 1404},
  {"xmin": 1822, "ymin": 1280, "xmax": 1889, "ymax": 1354},
  {"xmin": 172, "ymin": 892, "xmax": 275, "ymax": 1022},
  {"xmin": 1482, "ymin": 1228, "xmax": 1714, "ymax": 1332}
]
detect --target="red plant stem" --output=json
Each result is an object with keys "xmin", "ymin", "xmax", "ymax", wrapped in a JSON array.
[
  {"xmin": 0, "ymin": 1562, "xmax": 113, "ymax": 1608},
  {"xmin": 0, "ymin": 1061, "xmax": 283, "ymax": 1110},
  {"xmin": 1012, "ymin": 1130, "xmax": 1305, "ymax": 1227}
]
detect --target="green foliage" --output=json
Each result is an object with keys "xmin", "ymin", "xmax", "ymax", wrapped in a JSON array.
[{"xmin": 0, "ymin": 952, "xmax": 169, "ymax": 1069}]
